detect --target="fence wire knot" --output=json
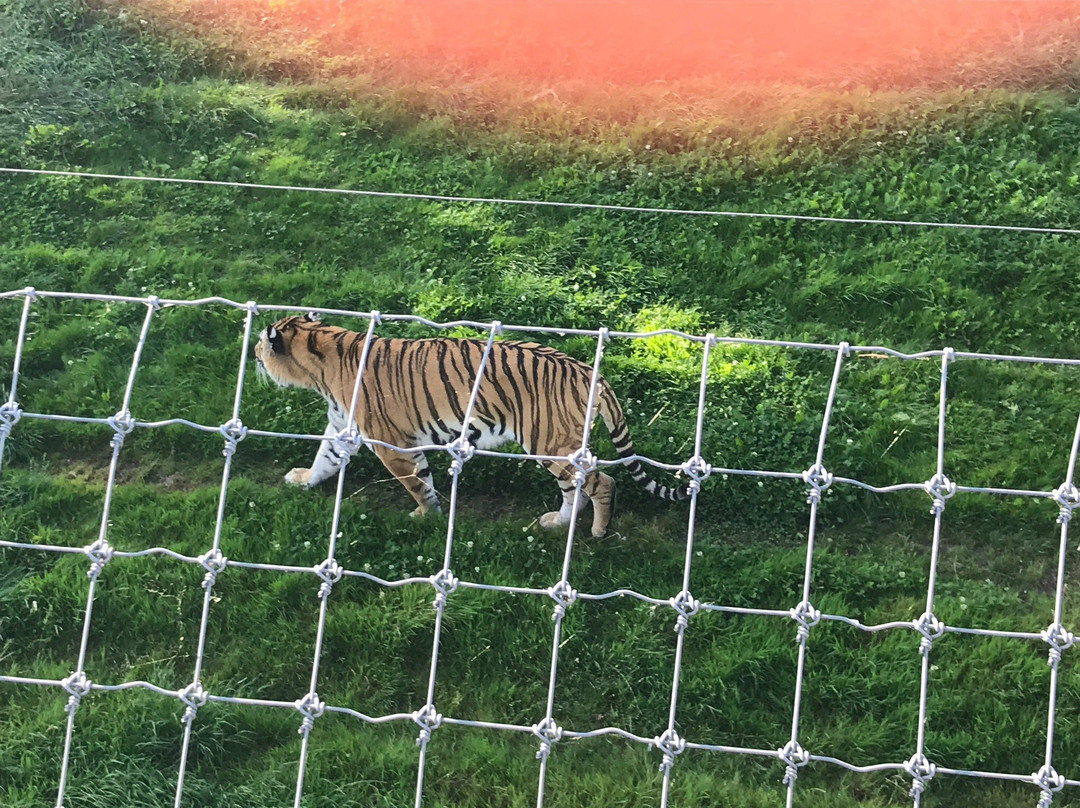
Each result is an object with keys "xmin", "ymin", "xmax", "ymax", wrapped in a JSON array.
[
  {"xmin": 413, "ymin": 703, "xmax": 443, "ymax": 746},
  {"xmin": 446, "ymin": 436, "xmax": 475, "ymax": 476},
  {"xmin": 670, "ymin": 589, "xmax": 700, "ymax": 632},
  {"xmin": 331, "ymin": 427, "xmax": 363, "ymax": 461},
  {"xmin": 218, "ymin": 418, "xmax": 248, "ymax": 457},
  {"xmin": 1041, "ymin": 623, "xmax": 1074, "ymax": 667},
  {"xmin": 923, "ymin": 473, "xmax": 956, "ymax": 515},
  {"xmin": 568, "ymin": 447, "xmax": 599, "ymax": 483},
  {"xmin": 1052, "ymin": 482, "xmax": 1080, "ymax": 525},
  {"xmin": 679, "ymin": 455, "xmax": 712, "ymax": 494},
  {"xmin": 789, "ymin": 600, "xmax": 821, "ymax": 645},
  {"xmin": 904, "ymin": 753, "xmax": 937, "ymax": 799},
  {"xmin": 85, "ymin": 538, "xmax": 114, "ymax": 578},
  {"xmin": 654, "ymin": 728, "xmax": 686, "ymax": 773},
  {"xmin": 778, "ymin": 740, "xmax": 809, "ymax": 786},
  {"xmin": 295, "ymin": 691, "xmax": 325, "ymax": 736},
  {"xmin": 0, "ymin": 400, "xmax": 22, "ymax": 439},
  {"xmin": 314, "ymin": 558, "xmax": 344, "ymax": 600},
  {"xmin": 913, "ymin": 611, "xmax": 945, "ymax": 655},
  {"xmin": 198, "ymin": 549, "xmax": 228, "ymax": 589},
  {"xmin": 801, "ymin": 463, "xmax": 833, "ymax": 504},
  {"xmin": 61, "ymin": 671, "xmax": 92, "ymax": 715},
  {"xmin": 532, "ymin": 717, "xmax": 564, "ymax": 761},
  {"xmin": 548, "ymin": 580, "xmax": 578, "ymax": 620},
  {"xmin": 108, "ymin": 409, "xmax": 136, "ymax": 448},
  {"xmin": 1034, "ymin": 764, "xmax": 1066, "ymax": 807},
  {"xmin": 178, "ymin": 682, "xmax": 209, "ymax": 725},
  {"xmin": 430, "ymin": 568, "xmax": 459, "ymax": 611}
]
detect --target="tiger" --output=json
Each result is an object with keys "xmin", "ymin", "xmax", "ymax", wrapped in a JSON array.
[{"xmin": 253, "ymin": 314, "xmax": 688, "ymax": 537}]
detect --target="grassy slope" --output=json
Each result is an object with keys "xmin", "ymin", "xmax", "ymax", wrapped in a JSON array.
[{"xmin": 3, "ymin": 1, "xmax": 1080, "ymax": 806}]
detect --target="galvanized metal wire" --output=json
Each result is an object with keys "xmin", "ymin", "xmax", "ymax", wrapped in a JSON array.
[{"xmin": 1, "ymin": 287, "xmax": 1079, "ymax": 808}]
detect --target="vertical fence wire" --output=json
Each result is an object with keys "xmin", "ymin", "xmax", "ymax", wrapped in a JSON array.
[
  {"xmin": 906, "ymin": 348, "xmax": 956, "ymax": 805},
  {"xmin": 657, "ymin": 333, "xmax": 715, "ymax": 807},
  {"xmin": 1034, "ymin": 410, "xmax": 1080, "ymax": 808},
  {"xmin": 534, "ymin": 327, "xmax": 609, "ymax": 808},
  {"xmin": 413, "ymin": 321, "xmax": 503, "ymax": 808},
  {"xmin": 55, "ymin": 297, "xmax": 161, "ymax": 808},
  {"xmin": 173, "ymin": 302, "xmax": 257, "ymax": 807},
  {"xmin": 0, "ymin": 288, "xmax": 35, "ymax": 472},
  {"xmin": 781, "ymin": 341, "xmax": 849, "ymax": 807},
  {"xmin": 293, "ymin": 311, "xmax": 382, "ymax": 808}
]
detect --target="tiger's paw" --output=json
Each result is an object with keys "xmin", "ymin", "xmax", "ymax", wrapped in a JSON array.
[
  {"xmin": 409, "ymin": 502, "xmax": 443, "ymax": 518},
  {"xmin": 285, "ymin": 467, "xmax": 313, "ymax": 486},
  {"xmin": 539, "ymin": 511, "xmax": 570, "ymax": 529}
]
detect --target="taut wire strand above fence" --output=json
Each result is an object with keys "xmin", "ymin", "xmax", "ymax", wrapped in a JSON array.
[
  {"xmin": 3, "ymin": 166, "xmax": 1080, "ymax": 236},
  {"xmin": 2, "ymin": 287, "xmax": 1080, "ymax": 808}
]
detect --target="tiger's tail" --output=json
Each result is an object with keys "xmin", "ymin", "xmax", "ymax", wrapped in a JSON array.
[{"xmin": 598, "ymin": 384, "xmax": 690, "ymax": 502}]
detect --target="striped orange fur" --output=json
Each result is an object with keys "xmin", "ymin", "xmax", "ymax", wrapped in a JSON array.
[{"xmin": 254, "ymin": 315, "xmax": 687, "ymax": 537}]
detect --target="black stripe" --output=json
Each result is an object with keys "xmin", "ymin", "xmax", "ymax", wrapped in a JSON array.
[
  {"xmin": 499, "ymin": 347, "xmax": 526, "ymax": 445},
  {"xmin": 348, "ymin": 333, "xmax": 363, "ymax": 365},
  {"xmin": 417, "ymin": 344, "xmax": 452, "ymax": 438},
  {"xmin": 406, "ymin": 344, "xmax": 429, "ymax": 431},
  {"xmin": 307, "ymin": 330, "xmax": 325, "ymax": 360},
  {"xmin": 438, "ymin": 342, "xmax": 468, "ymax": 422}
]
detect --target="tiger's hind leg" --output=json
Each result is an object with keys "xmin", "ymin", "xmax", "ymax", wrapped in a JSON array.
[
  {"xmin": 538, "ymin": 461, "xmax": 616, "ymax": 538},
  {"xmin": 373, "ymin": 445, "xmax": 441, "ymax": 517},
  {"xmin": 585, "ymin": 471, "xmax": 616, "ymax": 537}
]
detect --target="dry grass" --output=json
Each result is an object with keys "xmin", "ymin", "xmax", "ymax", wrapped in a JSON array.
[{"xmin": 99, "ymin": 0, "xmax": 1080, "ymax": 134}]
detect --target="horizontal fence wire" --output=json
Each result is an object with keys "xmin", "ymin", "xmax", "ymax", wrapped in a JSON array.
[
  {"xmin": 1, "ymin": 287, "xmax": 1080, "ymax": 808},
  {"xmin": 4, "ymin": 166, "xmax": 1080, "ymax": 237}
]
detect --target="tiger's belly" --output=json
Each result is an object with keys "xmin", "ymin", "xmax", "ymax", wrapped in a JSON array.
[{"xmin": 418, "ymin": 417, "xmax": 515, "ymax": 450}]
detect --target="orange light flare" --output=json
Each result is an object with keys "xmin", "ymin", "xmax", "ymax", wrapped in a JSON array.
[{"xmin": 196, "ymin": 0, "xmax": 1080, "ymax": 89}]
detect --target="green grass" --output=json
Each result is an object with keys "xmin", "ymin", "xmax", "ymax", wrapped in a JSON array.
[
  {"xmin": 3, "ymin": 471, "xmax": 1078, "ymax": 807},
  {"xmin": 4, "ymin": 1, "xmax": 1080, "ymax": 805}
]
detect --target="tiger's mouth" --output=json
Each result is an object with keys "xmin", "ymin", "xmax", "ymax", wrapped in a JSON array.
[
  {"xmin": 254, "ymin": 357, "xmax": 295, "ymax": 389},
  {"xmin": 254, "ymin": 357, "xmax": 274, "ymax": 386}
]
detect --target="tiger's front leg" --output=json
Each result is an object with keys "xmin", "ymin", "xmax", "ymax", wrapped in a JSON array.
[{"xmin": 285, "ymin": 416, "xmax": 354, "ymax": 487}]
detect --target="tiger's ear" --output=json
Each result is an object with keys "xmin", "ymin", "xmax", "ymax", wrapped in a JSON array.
[
  {"xmin": 267, "ymin": 325, "xmax": 285, "ymax": 355},
  {"xmin": 304, "ymin": 311, "xmax": 320, "ymax": 323}
]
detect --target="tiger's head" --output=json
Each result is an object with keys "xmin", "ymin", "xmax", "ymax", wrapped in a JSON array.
[{"xmin": 254, "ymin": 312, "xmax": 324, "ymax": 390}]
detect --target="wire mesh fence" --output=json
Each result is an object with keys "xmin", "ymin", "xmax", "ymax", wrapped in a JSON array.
[{"xmin": 1, "ymin": 286, "xmax": 1079, "ymax": 808}]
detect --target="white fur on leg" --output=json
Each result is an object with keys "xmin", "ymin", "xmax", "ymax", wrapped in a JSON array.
[
  {"xmin": 539, "ymin": 488, "xmax": 584, "ymax": 529},
  {"xmin": 289, "ymin": 418, "xmax": 357, "ymax": 488}
]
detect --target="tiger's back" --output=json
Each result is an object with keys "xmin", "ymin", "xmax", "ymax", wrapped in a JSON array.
[{"xmin": 358, "ymin": 336, "xmax": 604, "ymax": 454}]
